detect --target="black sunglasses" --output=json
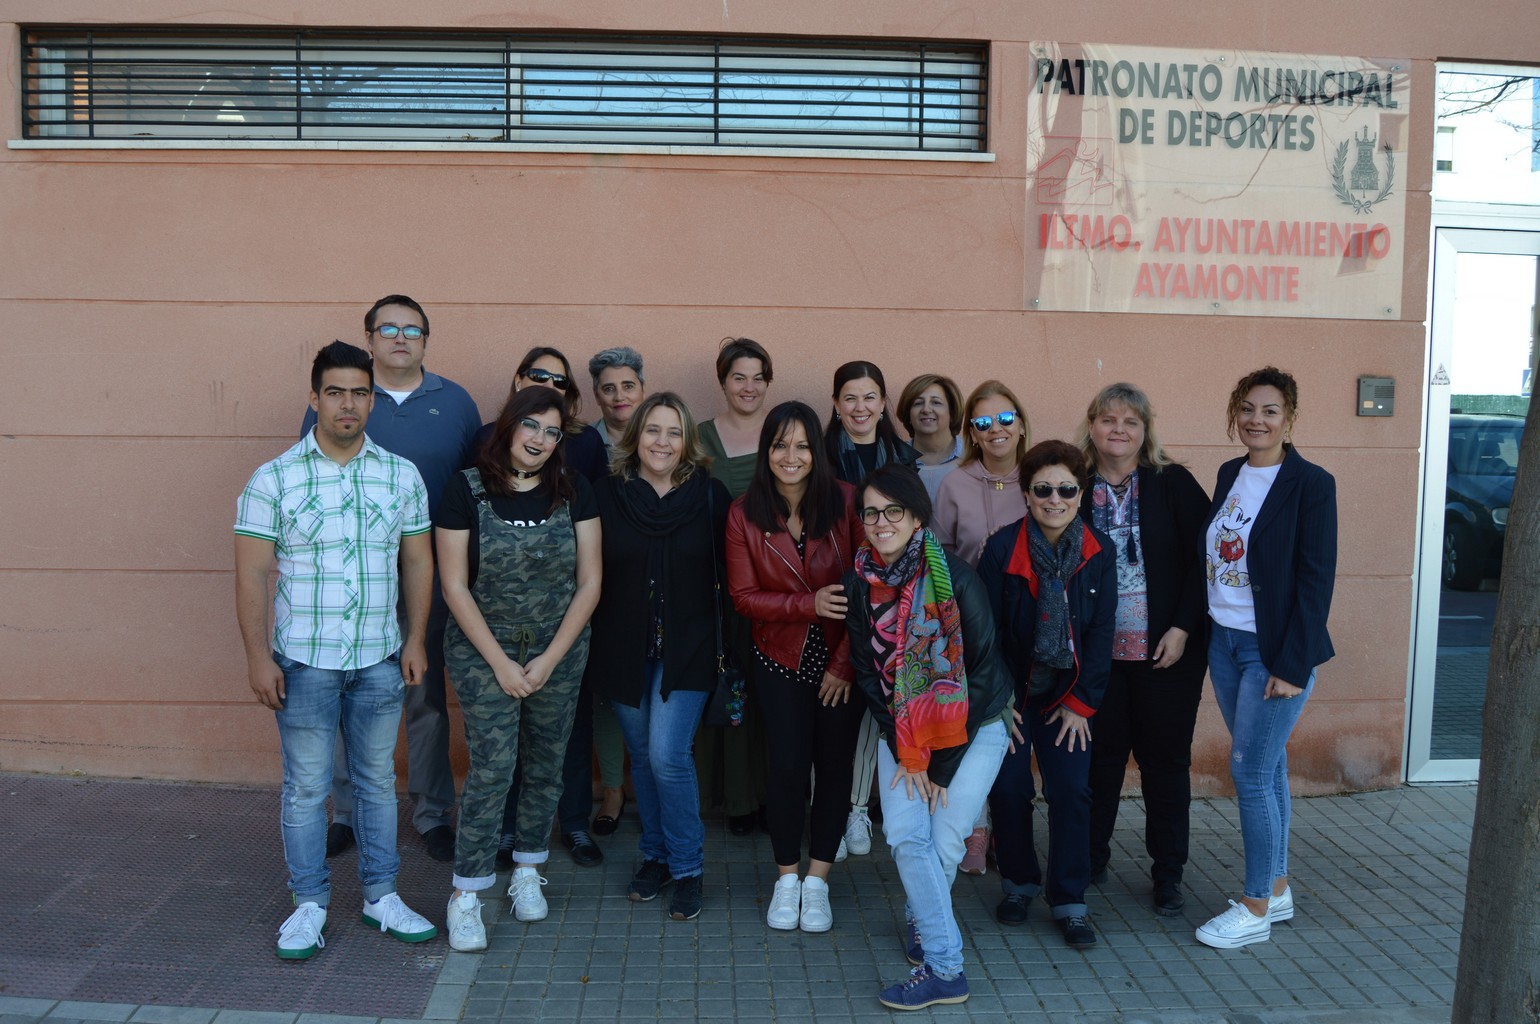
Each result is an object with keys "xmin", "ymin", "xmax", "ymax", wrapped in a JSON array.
[
  {"xmin": 523, "ymin": 367, "xmax": 570, "ymax": 388},
  {"xmin": 1029, "ymin": 483, "xmax": 1081, "ymax": 500}
]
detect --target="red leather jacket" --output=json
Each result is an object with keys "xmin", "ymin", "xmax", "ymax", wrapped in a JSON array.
[{"xmin": 725, "ymin": 482, "xmax": 863, "ymax": 682}]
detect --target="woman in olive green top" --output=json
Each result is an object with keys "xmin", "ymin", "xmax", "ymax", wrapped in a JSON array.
[{"xmin": 696, "ymin": 337, "xmax": 774, "ymax": 833}]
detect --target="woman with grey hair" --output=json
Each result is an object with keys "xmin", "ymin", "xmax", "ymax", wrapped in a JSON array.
[{"xmin": 588, "ymin": 346, "xmax": 647, "ymax": 449}]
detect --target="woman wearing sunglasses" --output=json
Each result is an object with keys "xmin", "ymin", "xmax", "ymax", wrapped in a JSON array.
[
  {"xmin": 725, "ymin": 401, "xmax": 864, "ymax": 932},
  {"xmin": 823, "ymin": 360, "xmax": 920, "ymax": 861},
  {"xmin": 507, "ymin": 347, "xmax": 609, "ymax": 482},
  {"xmin": 1076, "ymin": 383, "xmax": 1211, "ymax": 918},
  {"xmin": 842, "ymin": 464, "xmax": 1015, "ymax": 1010},
  {"xmin": 978, "ymin": 440, "xmax": 1116, "ymax": 949},
  {"xmin": 435, "ymin": 385, "xmax": 602, "ymax": 950},
  {"xmin": 930, "ymin": 380, "xmax": 1031, "ymax": 875}
]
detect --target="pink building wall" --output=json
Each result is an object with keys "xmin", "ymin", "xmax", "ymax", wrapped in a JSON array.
[{"xmin": 2, "ymin": 2, "xmax": 1534, "ymax": 791}]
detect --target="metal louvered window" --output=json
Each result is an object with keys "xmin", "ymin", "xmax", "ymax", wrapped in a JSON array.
[{"xmin": 22, "ymin": 30, "xmax": 987, "ymax": 152}]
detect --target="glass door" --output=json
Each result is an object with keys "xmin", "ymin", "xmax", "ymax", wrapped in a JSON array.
[{"xmin": 1408, "ymin": 228, "xmax": 1538, "ymax": 781}]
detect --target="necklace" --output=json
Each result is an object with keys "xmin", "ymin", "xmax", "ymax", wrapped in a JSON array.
[{"xmin": 510, "ymin": 468, "xmax": 540, "ymax": 483}]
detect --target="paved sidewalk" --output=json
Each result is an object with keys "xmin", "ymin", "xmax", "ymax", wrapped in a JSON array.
[{"xmin": 0, "ymin": 773, "xmax": 1471, "ymax": 1023}]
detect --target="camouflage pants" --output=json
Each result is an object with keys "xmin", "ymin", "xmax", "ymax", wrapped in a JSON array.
[{"xmin": 447, "ymin": 616, "xmax": 590, "ymax": 883}]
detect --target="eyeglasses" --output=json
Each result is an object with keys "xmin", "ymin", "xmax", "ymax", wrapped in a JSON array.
[
  {"xmin": 522, "ymin": 367, "xmax": 569, "ymax": 389},
  {"xmin": 371, "ymin": 324, "xmax": 424, "ymax": 341},
  {"xmin": 518, "ymin": 417, "xmax": 565, "ymax": 445},
  {"xmin": 859, "ymin": 504, "xmax": 908, "ymax": 525},
  {"xmin": 970, "ymin": 410, "xmax": 1018, "ymax": 432},
  {"xmin": 1029, "ymin": 483, "xmax": 1081, "ymax": 500}
]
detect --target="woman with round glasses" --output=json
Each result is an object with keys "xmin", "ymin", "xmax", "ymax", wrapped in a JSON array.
[
  {"xmin": 898, "ymin": 374, "xmax": 965, "ymax": 501},
  {"xmin": 435, "ymin": 385, "xmax": 602, "ymax": 951},
  {"xmin": 588, "ymin": 392, "xmax": 731, "ymax": 923},
  {"xmin": 508, "ymin": 347, "xmax": 608, "ymax": 481},
  {"xmin": 842, "ymin": 464, "xmax": 1015, "ymax": 1010},
  {"xmin": 725, "ymin": 401, "xmax": 864, "ymax": 932},
  {"xmin": 697, "ymin": 338, "xmax": 773, "ymax": 837},
  {"xmin": 1195, "ymin": 367, "xmax": 1336, "ymax": 949},
  {"xmin": 1076, "ymin": 383, "xmax": 1210, "ymax": 918},
  {"xmin": 979, "ymin": 440, "xmax": 1116, "ymax": 950},
  {"xmin": 824, "ymin": 360, "xmax": 919, "ymax": 860},
  {"xmin": 933, "ymin": 380, "xmax": 1033, "ymax": 567}
]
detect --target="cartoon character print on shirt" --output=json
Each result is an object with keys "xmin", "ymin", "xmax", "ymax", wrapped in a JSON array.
[{"xmin": 1208, "ymin": 492, "xmax": 1253, "ymax": 588}]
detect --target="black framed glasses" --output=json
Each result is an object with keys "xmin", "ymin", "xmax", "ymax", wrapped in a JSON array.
[
  {"xmin": 518, "ymin": 417, "xmax": 565, "ymax": 444},
  {"xmin": 372, "ymin": 324, "xmax": 424, "ymax": 341},
  {"xmin": 523, "ymin": 367, "xmax": 569, "ymax": 388},
  {"xmin": 859, "ymin": 504, "xmax": 908, "ymax": 525},
  {"xmin": 970, "ymin": 410, "xmax": 1018, "ymax": 432},
  {"xmin": 1029, "ymin": 483, "xmax": 1081, "ymax": 500}
]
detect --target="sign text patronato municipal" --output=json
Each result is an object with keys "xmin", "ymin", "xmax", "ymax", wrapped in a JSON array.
[{"xmin": 1025, "ymin": 44, "xmax": 1408, "ymax": 319}]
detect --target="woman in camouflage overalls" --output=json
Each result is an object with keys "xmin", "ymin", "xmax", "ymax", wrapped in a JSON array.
[{"xmin": 434, "ymin": 386, "xmax": 602, "ymax": 952}]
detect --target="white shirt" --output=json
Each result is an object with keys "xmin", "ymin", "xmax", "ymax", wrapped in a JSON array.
[{"xmin": 1205, "ymin": 462, "xmax": 1281, "ymax": 632}]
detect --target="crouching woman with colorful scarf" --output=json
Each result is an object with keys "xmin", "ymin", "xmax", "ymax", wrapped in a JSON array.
[{"xmin": 842, "ymin": 464, "xmax": 1017, "ymax": 1012}]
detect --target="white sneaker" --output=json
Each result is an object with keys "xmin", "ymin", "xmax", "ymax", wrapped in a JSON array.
[
  {"xmin": 1195, "ymin": 900, "xmax": 1271, "ymax": 949},
  {"xmin": 361, "ymin": 892, "xmax": 438, "ymax": 943},
  {"xmin": 835, "ymin": 838, "xmax": 848, "ymax": 863},
  {"xmin": 844, "ymin": 807, "xmax": 873, "ymax": 857},
  {"xmin": 446, "ymin": 891, "xmax": 487, "ymax": 952},
  {"xmin": 799, "ymin": 876, "xmax": 833, "ymax": 933},
  {"xmin": 509, "ymin": 867, "xmax": 549, "ymax": 922},
  {"xmin": 276, "ymin": 902, "xmax": 326, "ymax": 960},
  {"xmin": 1269, "ymin": 886, "xmax": 1295, "ymax": 923},
  {"xmin": 766, "ymin": 875, "xmax": 801, "ymax": 931}
]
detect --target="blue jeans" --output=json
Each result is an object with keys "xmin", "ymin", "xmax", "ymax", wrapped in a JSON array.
[
  {"xmin": 879, "ymin": 721, "xmax": 1008, "ymax": 976},
  {"xmin": 1208, "ymin": 623, "xmax": 1315, "ymax": 900},
  {"xmin": 273, "ymin": 650, "xmax": 405, "ymax": 907},
  {"xmin": 611, "ymin": 660, "xmax": 709, "ymax": 879},
  {"xmin": 989, "ymin": 701, "xmax": 1094, "ymax": 918}
]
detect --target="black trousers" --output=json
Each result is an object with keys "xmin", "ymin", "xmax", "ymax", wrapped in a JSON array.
[
  {"xmin": 1087, "ymin": 657, "xmax": 1205, "ymax": 886},
  {"xmin": 756, "ymin": 655, "xmax": 864, "ymax": 867}
]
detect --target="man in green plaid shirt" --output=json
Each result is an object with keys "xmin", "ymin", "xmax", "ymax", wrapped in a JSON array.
[{"xmin": 234, "ymin": 340, "xmax": 440, "ymax": 960}]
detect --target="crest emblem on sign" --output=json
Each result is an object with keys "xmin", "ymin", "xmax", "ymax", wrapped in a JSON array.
[{"xmin": 1331, "ymin": 127, "xmax": 1395, "ymax": 214}]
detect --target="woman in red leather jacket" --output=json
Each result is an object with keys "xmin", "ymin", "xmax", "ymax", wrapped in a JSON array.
[{"xmin": 726, "ymin": 400, "xmax": 866, "ymax": 935}]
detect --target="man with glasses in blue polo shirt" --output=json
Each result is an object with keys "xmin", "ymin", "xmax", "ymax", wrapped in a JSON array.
[
  {"xmin": 302, "ymin": 295, "xmax": 482, "ymax": 863},
  {"xmin": 236, "ymin": 340, "xmax": 439, "ymax": 958}
]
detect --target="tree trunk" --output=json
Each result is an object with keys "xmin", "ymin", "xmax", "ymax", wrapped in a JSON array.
[{"xmin": 1452, "ymin": 394, "xmax": 1540, "ymax": 1023}]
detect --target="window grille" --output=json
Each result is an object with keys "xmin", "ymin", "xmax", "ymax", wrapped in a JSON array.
[{"xmin": 23, "ymin": 30, "xmax": 987, "ymax": 152}]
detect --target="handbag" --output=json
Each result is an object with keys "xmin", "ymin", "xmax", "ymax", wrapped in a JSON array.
[{"xmin": 702, "ymin": 485, "xmax": 747, "ymax": 728}]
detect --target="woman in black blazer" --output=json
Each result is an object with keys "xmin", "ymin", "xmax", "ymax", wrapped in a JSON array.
[
  {"xmin": 1076, "ymin": 384, "xmax": 1210, "ymax": 918},
  {"xmin": 1195, "ymin": 366, "xmax": 1337, "ymax": 950}
]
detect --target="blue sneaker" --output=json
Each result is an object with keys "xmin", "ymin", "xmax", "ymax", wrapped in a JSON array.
[
  {"xmin": 878, "ymin": 964, "xmax": 968, "ymax": 1010},
  {"xmin": 904, "ymin": 919, "xmax": 923, "ymax": 966}
]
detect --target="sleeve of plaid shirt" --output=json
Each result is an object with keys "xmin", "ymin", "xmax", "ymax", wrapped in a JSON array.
[
  {"xmin": 401, "ymin": 466, "xmax": 431, "ymax": 537},
  {"xmin": 234, "ymin": 465, "xmax": 281, "ymax": 541}
]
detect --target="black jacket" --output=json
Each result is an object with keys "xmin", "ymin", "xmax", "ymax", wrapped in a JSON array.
[
  {"xmin": 977, "ymin": 518, "xmax": 1118, "ymax": 718},
  {"xmin": 1079, "ymin": 462, "xmax": 1211, "ymax": 682},
  {"xmin": 1206, "ymin": 447, "xmax": 1337, "ymax": 687},
  {"xmin": 586, "ymin": 473, "xmax": 731, "ymax": 707},
  {"xmin": 842, "ymin": 551, "xmax": 1014, "ymax": 788}
]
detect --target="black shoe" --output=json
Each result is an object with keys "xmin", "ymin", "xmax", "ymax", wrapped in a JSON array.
[
  {"xmin": 669, "ymin": 874, "xmax": 703, "ymax": 921},
  {"xmin": 422, "ymin": 825, "xmax": 455, "ymax": 862},
  {"xmin": 562, "ymin": 830, "xmax": 604, "ymax": 867},
  {"xmin": 727, "ymin": 812, "xmax": 756, "ymax": 836},
  {"xmin": 1089, "ymin": 861, "xmax": 1109, "ymax": 885},
  {"xmin": 995, "ymin": 894, "xmax": 1031, "ymax": 926},
  {"xmin": 1058, "ymin": 915, "xmax": 1098, "ymax": 949},
  {"xmin": 325, "ymin": 823, "xmax": 354, "ymax": 858},
  {"xmin": 1153, "ymin": 881, "xmax": 1185, "ymax": 917},
  {"xmin": 495, "ymin": 833, "xmax": 515, "ymax": 870},
  {"xmin": 629, "ymin": 859, "xmax": 672, "ymax": 902},
  {"xmin": 591, "ymin": 792, "xmax": 626, "ymax": 837}
]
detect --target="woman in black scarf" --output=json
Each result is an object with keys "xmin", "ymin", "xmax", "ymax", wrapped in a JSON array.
[
  {"xmin": 587, "ymin": 392, "xmax": 730, "ymax": 923},
  {"xmin": 977, "ymin": 440, "xmax": 1118, "ymax": 950}
]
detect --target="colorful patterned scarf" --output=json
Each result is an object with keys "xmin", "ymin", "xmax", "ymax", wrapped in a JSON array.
[{"xmin": 856, "ymin": 529, "xmax": 970, "ymax": 772}]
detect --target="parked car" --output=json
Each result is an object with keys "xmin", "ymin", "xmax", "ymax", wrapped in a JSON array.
[{"xmin": 1443, "ymin": 413, "xmax": 1523, "ymax": 590}]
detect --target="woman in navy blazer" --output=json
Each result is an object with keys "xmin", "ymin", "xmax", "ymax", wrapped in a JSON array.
[{"xmin": 1196, "ymin": 367, "xmax": 1337, "ymax": 950}]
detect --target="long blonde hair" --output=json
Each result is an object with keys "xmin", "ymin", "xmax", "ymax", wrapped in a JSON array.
[
  {"xmin": 610, "ymin": 391, "xmax": 713, "ymax": 484},
  {"xmin": 1075, "ymin": 382, "xmax": 1175, "ymax": 470}
]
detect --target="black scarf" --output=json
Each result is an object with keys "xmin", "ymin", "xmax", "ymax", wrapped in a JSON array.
[
  {"xmin": 1028, "ymin": 516, "xmax": 1084, "ymax": 670},
  {"xmin": 612, "ymin": 471, "xmax": 710, "ymax": 655}
]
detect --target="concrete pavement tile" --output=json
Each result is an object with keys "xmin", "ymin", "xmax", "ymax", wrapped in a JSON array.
[
  {"xmin": 125, "ymin": 1014, "xmax": 218, "ymax": 1024},
  {"xmin": 46, "ymin": 1009, "xmax": 135, "ymax": 1023},
  {"xmin": 293, "ymin": 1016, "xmax": 378, "ymax": 1024},
  {"xmin": 417, "ymin": 983, "xmax": 467, "ymax": 1021},
  {"xmin": 208, "ymin": 1014, "xmax": 296, "ymax": 1024},
  {"xmin": 0, "ymin": 1002, "xmax": 57, "ymax": 1018}
]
